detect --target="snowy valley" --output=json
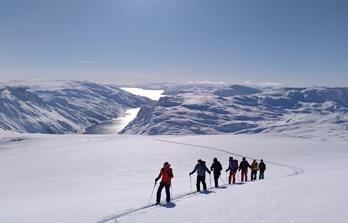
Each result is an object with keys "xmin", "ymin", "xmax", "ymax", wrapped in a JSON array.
[
  {"xmin": 1, "ymin": 81, "xmax": 347, "ymax": 141},
  {"xmin": 0, "ymin": 81, "xmax": 348, "ymax": 223},
  {"xmin": 1, "ymin": 0, "xmax": 347, "ymax": 222}
]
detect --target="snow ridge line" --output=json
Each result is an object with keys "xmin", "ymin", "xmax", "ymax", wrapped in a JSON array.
[
  {"xmin": 96, "ymin": 139, "xmax": 304, "ymax": 223},
  {"xmin": 155, "ymin": 139, "xmax": 304, "ymax": 177},
  {"xmin": 96, "ymin": 191, "xmax": 200, "ymax": 223}
]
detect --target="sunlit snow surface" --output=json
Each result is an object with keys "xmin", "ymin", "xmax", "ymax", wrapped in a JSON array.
[
  {"xmin": 121, "ymin": 87, "xmax": 164, "ymax": 100},
  {"xmin": 0, "ymin": 133, "xmax": 347, "ymax": 223}
]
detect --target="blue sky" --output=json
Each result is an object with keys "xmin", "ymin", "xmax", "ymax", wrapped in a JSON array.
[{"xmin": 0, "ymin": 0, "xmax": 347, "ymax": 86}]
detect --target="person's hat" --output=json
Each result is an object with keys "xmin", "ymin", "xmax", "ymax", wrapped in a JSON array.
[{"xmin": 164, "ymin": 162, "xmax": 170, "ymax": 166}]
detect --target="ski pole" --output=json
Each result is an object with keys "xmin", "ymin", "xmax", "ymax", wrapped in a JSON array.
[
  {"xmin": 209, "ymin": 174, "xmax": 212, "ymax": 188},
  {"xmin": 220, "ymin": 176, "xmax": 226, "ymax": 185},
  {"xmin": 170, "ymin": 184, "xmax": 174, "ymax": 198},
  {"xmin": 189, "ymin": 175, "xmax": 192, "ymax": 192},
  {"xmin": 148, "ymin": 182, "xmax": 157, "ymax": 204}
]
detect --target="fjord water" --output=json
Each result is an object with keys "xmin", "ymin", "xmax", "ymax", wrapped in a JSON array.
[
  {"xmin": 84, "ymin": 108, "xmax": 141, "ymax": 134},
  {"xmin": 120, "ymin": 87, "xmax": 164, "ymax": 100},
  {"xmin": 85, "ymin": 88, "xmax": 163, "ymax": 134}
]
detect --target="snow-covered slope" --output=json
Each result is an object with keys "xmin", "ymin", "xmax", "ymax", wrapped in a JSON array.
[
  {"xmin": 0, "ymin": 133, "xmax": 347, "ymax": 223},
  {"xmin": 0, "ymin": 81, "xmax": 151, "ymax": 133},
  {"xmin": 122, "ymin": 85, "xmax": 348, "ymax": 140}
]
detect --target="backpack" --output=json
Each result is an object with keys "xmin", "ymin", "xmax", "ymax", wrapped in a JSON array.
[
  {"xmin": 233, "ymin": 160, "xmax": 238, "ymax": 171},
  {"xmin": 161, "ymin": 167, "xmax": 173, "ymax": 183},
  {"xmin": 217, "ymin": 162, "xmax": 222, "ymax": 171},
  {"xmin": 259, "ymin": 162, "xmax": 266, "ymax": 170}
]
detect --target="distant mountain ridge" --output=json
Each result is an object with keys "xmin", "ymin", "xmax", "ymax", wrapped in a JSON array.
[
  {"xmin": 0, "ymin": 81, "xmax": 151, "ymax": 133},
  {"xmin": 121, "ymin": 84, "xmax": 348, "ymax": 141},
  {"xmin": 1, "ymin": 82, "xmax": 347, "ymax": 140}
]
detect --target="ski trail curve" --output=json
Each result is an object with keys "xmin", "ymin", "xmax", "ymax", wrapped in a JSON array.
[
  {"xmin": 155, "ymin": 139, "xmax": 304, "ymax": 177},
  {"xmin": 96, "ymin": 138, "xmax": 304, "ymax": 223}
]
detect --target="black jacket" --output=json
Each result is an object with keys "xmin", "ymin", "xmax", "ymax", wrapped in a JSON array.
[
  {"xmin": 259, "ymin": 161, "xmax": 266, "ymax": 171},
  {"xmin": 239, "ymin": 160, "xmax": 251, "ymax": 171},
  {"xmin": 210, "ymin": 161, "xmax": 223, "ymax": 176}
]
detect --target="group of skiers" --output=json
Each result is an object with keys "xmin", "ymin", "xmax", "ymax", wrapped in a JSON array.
[
  {"xmin": 226, "ymin": 157, "xmax": 266, "ymax": 183},
  {"xmin": 154, "ymin": 157, "xmax": 266, "ymax": 204}
]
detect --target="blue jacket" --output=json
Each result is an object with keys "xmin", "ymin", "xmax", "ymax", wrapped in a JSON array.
[{"xmin": 190, "ymin": 163, "xmax": 211, "ymax": 177}]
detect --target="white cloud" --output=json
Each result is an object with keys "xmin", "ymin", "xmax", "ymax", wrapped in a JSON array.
[
  {"xmin": 244, "ymin": 80, "xmax": 282, "ymax": 87},
  {"xmin": 187, "ymin": 80, "xmax": 227, "ymax": 85},
  {"xmin": 79, "ymin": 59, "xmax": 96, "ymax": 64},
  {"xmin": 159, "ymin": 66, "xmax": 186, "ymax": 71}
]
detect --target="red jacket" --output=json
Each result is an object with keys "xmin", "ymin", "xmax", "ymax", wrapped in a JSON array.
[{"xmin": 157, "ymin": 166, "xmax": 173, "ymax": 185}]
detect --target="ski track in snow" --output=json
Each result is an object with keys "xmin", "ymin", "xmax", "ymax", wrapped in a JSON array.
[
  {"xmin": 155, "ymin": 139, "xmax": 304, "ymax": 176},
  {"xmin": 96, "ymin": 139, "xmax": 304, "ymax": 223}
]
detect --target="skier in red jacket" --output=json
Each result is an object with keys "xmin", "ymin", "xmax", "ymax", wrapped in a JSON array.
[{"xmin": 155, "ymin": 162, "xmax": 173, "ymax": 204}]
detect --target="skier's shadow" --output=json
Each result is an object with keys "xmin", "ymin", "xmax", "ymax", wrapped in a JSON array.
[
  {"xmin": 200, "ymin": 190, "xmax": 216, "ymax": 195},
  {"xmin": 235, "ymin": 182, "xmax": 245, "ymax": 185},
  {"xmin": 160, "ymin": 202, "xmax": 176, "ymax": 208}
]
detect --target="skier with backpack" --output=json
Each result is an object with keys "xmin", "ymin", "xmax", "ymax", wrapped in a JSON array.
[
  {"xmin": 189, "ymin": 159, "xmax": 211, "ymax": 192},
  {"xmin": 250, "ymin": 159, "xmax": 259, "ymax": 181},
  {"xmin": 226, "ymin": 157, "xmax": 239, "ymax": 184},
  {"xmin": 155, "ymin": 162, "xmax": 173, "ymax": 205},
  {"xmin": 238, "ymin": 157, "xmax": 251, "ymax": 182},
  {"xmin": 210, "ymin": 158, "xmax": 223, "ymax": 188},
  {"xmin": 259, "ymin": 159, "xmax": 266, "ymax": 180}
]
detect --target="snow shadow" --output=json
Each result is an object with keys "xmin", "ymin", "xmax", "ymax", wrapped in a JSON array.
[
  {"xmin": 200, "ymin": 190, "xmax": 216, "ymax": 195},
  {"xmin": 160, "ymin": 202, "xmax": 176, "ymax": 208},
  {"xmin": 235, "ymin": 182, "xmax": 245, "ymax": 185}
]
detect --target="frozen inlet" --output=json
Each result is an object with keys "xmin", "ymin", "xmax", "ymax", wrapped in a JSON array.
[
  {"xmin": 84, "ymin": 87, "xmax": 164, "ymax": 134},
  {"xmin": 84, "ymin": 108, "xmax": 141, "ymax": 134},
  {"xmin": 121, "ymin": 87, "xmax": 164, "ymax": 101}
]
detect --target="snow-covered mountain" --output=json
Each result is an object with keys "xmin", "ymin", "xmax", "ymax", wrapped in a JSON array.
[
  {"xmin": 121, "ymin": 84, "xmax": 348, "ymax": 140},
  {"xmin": 0, "ymin": 81, "xmax": 151, "ymax": 133},
  {"xmin": 1, "ymin": 82, "xmax": 347, "ymax": 140}
]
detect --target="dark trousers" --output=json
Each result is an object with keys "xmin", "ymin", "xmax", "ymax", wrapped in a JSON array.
[
  {"xmin": 259, "ymin": 170, "xmax": 265, "ymax": 180},
  {"xmin": 213, "ymin": 174, "xmax": 220, "ymax": 187},
  {"xmin": 156, "ymin": 182, "xmax": 171, "ymax": 203},
  {"xmin": 241, "ymin": 169, "xmax": 248, "ymax": 182},
  {"xmin": 196, "ymin": 175, "xmax": 207, "ymax": 191},
  {"xmin": 228, "ymin": 171, "xmax": 237, "ymax": 184},
  {"xmin": 251, "ymin": 170, "xmax": 257, "ymax": 181}
]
